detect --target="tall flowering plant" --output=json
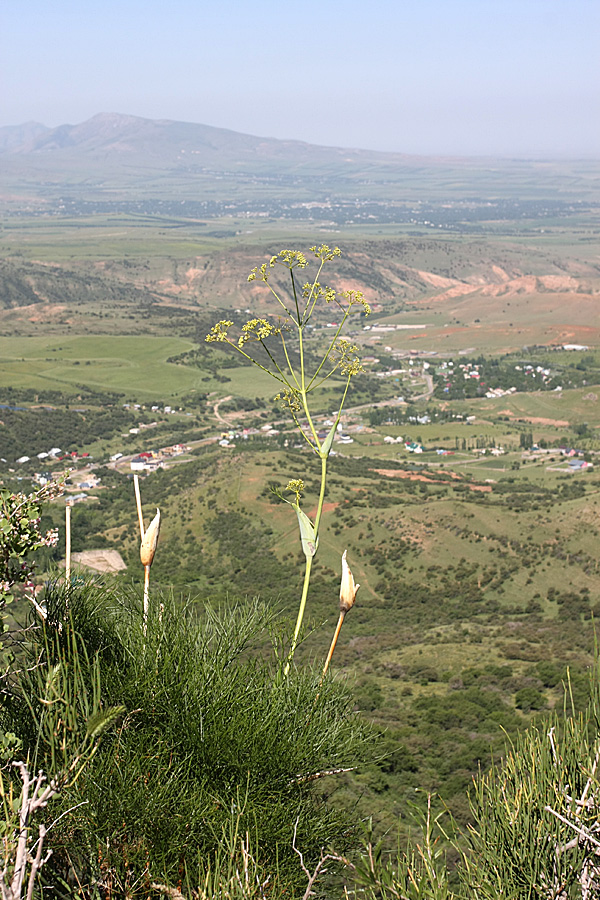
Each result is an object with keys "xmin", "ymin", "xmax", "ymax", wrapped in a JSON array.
[{"xmin": 207, "ymin": 245, "xmax": 369, "ymax": 671}]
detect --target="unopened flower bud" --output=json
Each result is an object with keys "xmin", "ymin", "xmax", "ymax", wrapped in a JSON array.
[
  {"xmin": 339, "ymin": 550, "xmax": 359, "ymax": 613},
  {"xmin": 140, "ymin": 508, "xmax": 161, "ymax": 567}
]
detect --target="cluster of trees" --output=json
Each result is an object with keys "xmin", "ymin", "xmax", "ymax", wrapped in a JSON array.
[{"xmin": 0, "ymin": 406, "xmax": 142, "ymax": 461}]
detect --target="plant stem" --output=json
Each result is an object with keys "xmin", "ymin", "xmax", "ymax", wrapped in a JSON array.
[
  {"xmin": 313, "ymin": 456, "xmax": 327, "ymax": 536},
  {"xmin": 284, "ymin": 555, "xmax": 313, "ymax": 676},
  {"xmin": 302, "ymin": 257, "xmax": 326, "ymax": 320},
  {"xmin": 306, "ymin": 310, "xmax": 350, "ymax": 389},
  {"xmin": 280, "ymin": 331, "xmax": 299, "ymax": 387},
  {"xmin": 322, "ymin": 611, "xmax": 345, "ymax": 678},
  {"xmin": 259, "ymin": 339, "xmax": 292, "ymax": 387},
  {"xmin": 228, "ymin": 340, "xmax": 290, "ymax": 386},
  {"xmin": 290, "ymin": 269, "xmax": 301, "ymax": 325},
  {"xmin": 143, "ymin": 565, "xmax": 150, "ymax": 635},
  {"xmin": 65, "ymin": 502, "xmax": 72, "ymax": 597},
  {"xmin": 133, "ymin": 474, "xmax": 145, "ymax": 539},
  {"xmin": 284, "ymin": 455, "xmax": 328, "ymax": 676}
]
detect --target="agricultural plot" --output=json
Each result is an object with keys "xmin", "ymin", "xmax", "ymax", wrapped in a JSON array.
[{"xmin": 0, "ymin": 334, "xmax": 202, "ymax": 399}]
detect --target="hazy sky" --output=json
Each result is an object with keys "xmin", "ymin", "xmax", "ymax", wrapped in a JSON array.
[{"xmin": 1, "ymin": 0, "xmax": 598, "ymax": 157}]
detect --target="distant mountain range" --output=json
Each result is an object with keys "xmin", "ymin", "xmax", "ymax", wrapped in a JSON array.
[
  {"xmin": 0, "ymin": 112, "xmax": 416, "ymax": 169},
  {"xmin": 0, "ymin": 113, "xmax": 598, "ymax": 207}
]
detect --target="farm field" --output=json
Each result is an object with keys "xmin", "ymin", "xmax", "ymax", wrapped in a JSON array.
[{"xmin": 0, "ymin": 335, "xmax": 200, "ymax": 399}]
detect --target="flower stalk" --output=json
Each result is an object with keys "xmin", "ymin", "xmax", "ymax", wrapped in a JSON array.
[
  {"xmin": 322, "ymin": 550, "xmax": 360, "ymax": 678},
  {"xmin": 65, "ymin": 500, "xmax": 72, "ymax": 595},
  {"xmin": 133, "ymin": 474, "xmax": 161, "ymax": 632},
  {"xmin": 206, "ymin": 246, "xmax": 369, "ymax": 673}
]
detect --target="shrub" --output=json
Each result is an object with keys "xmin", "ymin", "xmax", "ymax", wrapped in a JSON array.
[{"xmin": 4, "ymin": 582, "xmax": 372, "ymax": 896}]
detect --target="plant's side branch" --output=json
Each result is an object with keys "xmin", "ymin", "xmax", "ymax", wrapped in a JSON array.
[
  {"xmin": 290, "ymin": 269, "xmax": 302, "ymax": 326},
  {"xmin": 299, "ymin": 390, "xmax": 321, "ymax": 452},
  {"xmin": 545, "ymin": 806, "xmax": 600, "ymax": 850},
  {"xmin": 279, "ymin": 331, "xmax": 299, "ymax": 387},
  {"xmin": 320, "ymin": 377, "xmax": 352, "ymax": 433},
  {"xmin": 258, "ymin": 339, "xmax": 292, "ymax": 388},
  {"xmin": 288, "ymin": 409, "xmax": 318, "ymax": 452},
  {"xmin": 306, "ymin": 367, "xmax": 341, "ymax": 393},
  {"xmin": 292, "ymin": 818, "xmax": 344, "ymax": 900},
  {"xmin": 306, "ymin": 309, "xmax": 351, "ymax": 390},
  {"xmin": 223, "ymin": 338, "xmax": 291, "ymax": 387},
  {"xmin": 7, "ymin": 763, "xmax": 60, "ymax": 900},
  {"xmin": 302, "ymin": 260, "xmax": 326, "ymax": 321},
  {"xmin": 266, "ymin": 281, "xmax": 295, "ymax": 321},
  {"xmin": 292, "ymin": 766, "xmax": 356, "ymax": 785}
]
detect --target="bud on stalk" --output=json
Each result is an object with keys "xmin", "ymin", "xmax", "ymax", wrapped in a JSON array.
[
  {"xmin": 322, "ymin": 551, "xmax": 360, "ymax": 679},
  {"xmin": 339, "ymin": 549, "xmax": 359, "ymax": 613},
  {"xmin": 140, "ymin": 509, "xmax": 161, "ymax": 567}
]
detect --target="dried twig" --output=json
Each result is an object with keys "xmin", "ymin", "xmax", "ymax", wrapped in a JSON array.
[
  {"xmin": 293, "ymin": 766, "xmax": 356, "ymax": 785},
  {"xmin": 2, "ymin": 763, "xmax": 59, "ymax": 900},
  {"xmin": 292, "ymin": 817, "xmax": 344, "ymax": 900}
]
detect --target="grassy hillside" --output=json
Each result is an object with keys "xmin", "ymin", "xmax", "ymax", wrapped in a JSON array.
[
  {"xmin": 24, "ymin": 417, "xmax": 598, "ymax": 837},
  {"xmin": 1, "ymin": 206, "xmax": 599, "ymax": 850}
]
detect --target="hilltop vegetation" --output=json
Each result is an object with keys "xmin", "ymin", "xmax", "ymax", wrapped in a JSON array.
[
  {"xmin": 1, "ymin": 138, "xmax": 600, "ymax": 893},
  {"xmin": 20, "ymin": 401, "xmax": 599, "ymax": 840}
]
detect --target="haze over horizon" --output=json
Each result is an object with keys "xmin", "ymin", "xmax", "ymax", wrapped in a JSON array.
[{"xmin": 1, "ymin": 0, "xmax": 599, "ymax": 159}]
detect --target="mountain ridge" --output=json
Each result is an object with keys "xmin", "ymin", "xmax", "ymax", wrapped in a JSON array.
[
  {"xmin": 1, "ymin": 113, "xmax": 598, "ymax": 206},
  {"xmin": 0, "ymin": 111, "xmax": 422, "ymax": 165}
]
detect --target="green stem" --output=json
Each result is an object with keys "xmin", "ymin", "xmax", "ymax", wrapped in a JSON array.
[
  {"xmin": 301, "ymin": 391, "xmax": 320, "ymax": 450},
  {"xmin": 313, "ymin": 455, "xmax": 328, "ymax": 537},
  {"xmin": 290, "ymin": 409, "xmax": 318, "ymax": 452},
  {"xmin": 227, "ymin": 340, "xmax": 289, "ymax": 387},
  {"xmin": 285, "ymin": 375, "xmax": 349, "ymax": 672},
  {"xmin": 336, "ymin": 376, "xmax": 352, "ymax": 422},
  {"xmin": 280, "ymin": 332, "xmax": 299, "ymax": 387},
  {"xmin": 283, "ymin": 455, "xmax": 328, "ymax": 676},
  {"xmin": 306, "ymin": 310, "xmax": 351, "ymax": 389},
  {"xmin": 283, "ymin": 554, "xmax": 313, "ymax": 676},
  {"xmin": 306, "ymin": 368, "xmax": 341, "ymax": 392},
  {"xmin": 290, "ymin": 269, "xmax": 301, "ymax": 325},
  {"xmin": 267, "ymin": 283, "xmax": 294, "ymax": 319},
  {"xmin": 259, "ymin": 339, "xmax": 292, "ymax": 387},
  {"xmin": 302, "ymin": 259, "xmax": 326, "ymax": 321}
]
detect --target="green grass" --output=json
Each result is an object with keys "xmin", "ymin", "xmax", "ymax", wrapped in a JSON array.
[
  {"xmin": 0, "ymin": 335, "xmax": 205, "ymax": 400},
  {"xmin": 5, "ymin": 586, "xmax": 372, "ymax": 896},
  {"xmin": 454, "ymin": 384, "xmax": 600, "ymax": 429}
]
